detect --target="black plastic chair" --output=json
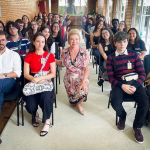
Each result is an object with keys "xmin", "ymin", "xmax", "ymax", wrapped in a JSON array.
[
  {"xmin": 4, "ymin": 84, "xmax": 24, "ymax": 126},
  {"xmin": 144, "ymin": 54, "xmax": 150, "ymax": 76}
]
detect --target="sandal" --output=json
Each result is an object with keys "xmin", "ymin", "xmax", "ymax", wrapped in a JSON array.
[
  {"xmin": 40, "ymin": 123, "xmax": 51, "ymax": 137},
  {"xmin": 32, "ymin": 113, "xmax": 39, "ymax": 127}
]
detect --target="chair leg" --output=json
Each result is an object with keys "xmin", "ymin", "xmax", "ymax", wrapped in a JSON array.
[
  {"xmin": 102, "ymin": 83, "xmax": 103, "ymax": 92},
  {"xmin": 52, "ymin": 106, "xmax": 54, "ymax": 125},
  {"xmin": 58, "ymin": 70, "xmax": 60, "ymax": 85},
  {"xmin": 54, "ymin": 96, "xmax": 57, "ymax": 108},
  {"xmin": 17, "ymin": 102, "xmax": 19, "ymax": 126},
  {"xmin": 108, "ymin": 96, "xmax": 111, "ymax": 108},
  {"xmin": 116, "ymin": 113, "xmax": 118, "ymax": 126},
  {"xmin": 134, "ymin": 102, "xmax": 136, "ymax": 108},
  {"xmin": 96, "ymin": 63, "xmax": 97, "ymax": 74},
  {"xmin": 56, "ymin": 71, "xmax": 58, "ymax": 94},
  {"xmin": 21, "ymin": 98, "xmax": 24, "ymax": 126}
]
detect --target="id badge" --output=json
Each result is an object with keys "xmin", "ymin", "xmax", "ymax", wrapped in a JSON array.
[
  {"xmin": 127, "ymin": 61, "xmax": 132, "ymax": 69},
  {"xmin": 41, "ymin": 58, "xmax": 46, "ymax": 64},
  {"xmin": 105, "ymin": 46, "xmax": 108, "ymax": 51}
]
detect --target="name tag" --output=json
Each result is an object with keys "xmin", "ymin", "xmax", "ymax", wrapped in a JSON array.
[
  {"xmin": 41, "ymin": 58, "xmax": 46, "ymax": 64},
  {"xmin": 105, "ymin": 46, "xmax": 108, "ymax": 51},
  {"xmin": 127, "ymin": 61, "xmax": 132, "ymax": 69}
]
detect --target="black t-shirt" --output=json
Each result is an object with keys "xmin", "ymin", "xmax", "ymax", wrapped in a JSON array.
[
  {"xmin": 52, "ymin": 36, "xmax": 63, "ymax": 47},
  {"xmin": 127, "ymin": 40, "xmax": 146, "ymax": 53},
  {"xmin": 101, "ymin": 44, "xmax": 115, "ymax": 62},
  {"xmin": 110, "ymin": 27, "xmax": 117, "ymax": 35}
]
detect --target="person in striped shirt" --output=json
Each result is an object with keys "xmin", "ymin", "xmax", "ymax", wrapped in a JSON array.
[
  {"xmin": 5, "ymin": 21, "xmax": 30, "ymax": 56},
  {"xmin": 106, "ymin": 31, "xmax": 149, "ymax": 144}
]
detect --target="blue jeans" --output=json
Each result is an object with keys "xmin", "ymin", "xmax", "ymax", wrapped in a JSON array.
[{"xmin": 0, "ymin": 78, "xmax": 16, "ymax": 115}]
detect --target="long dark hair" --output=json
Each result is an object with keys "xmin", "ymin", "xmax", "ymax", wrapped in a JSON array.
[
  {"xmin": 22, "ymin": 15, "xmax": 30, "ymax": 27},
  {"xmin": 51, "ymin": 22, "xmax": 62, "ymax": 43},
  {"xmin": 127, "ymin": 28, "xmax": 141, "ymax": 48},
  {"xmin": 0, "ymin": 20, "xmax": 5, "ymax": 31},
  {"xmin": 40, "ymin": 25, "xmax": 54, "ymax": 48},
  {"xmin": 28, "ymin": 32, "xmax": 49, "ymax": 53},
  {"xmin": 99, "ymin": 28, "xmax": 115, "ymax": 51},
  {"xmin": 93, "ymin": 19, "xmax": 104, "ymax": 33},
  {"xmin": 88, "ymin": 17, "xmax": 95, "ymax": 26},
  {"xmin": 28, "ymin": 20, "xmax": 38, "ymax": 41}
]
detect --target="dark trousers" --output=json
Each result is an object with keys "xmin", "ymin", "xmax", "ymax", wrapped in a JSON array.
[
  {"xmin": 111, "ymin": 85, "xmax": 149, "ymax": 128},
  {"xmin": 25, "ymin": 90, "xmax": 54, "ymax": 123},
  {"xmin": 0, "ymin": 78, "xmax": 16, "ymax": 115},
  {"xmin": 85, "ymin": 35, "xmax": 91, "ymax": 49}
]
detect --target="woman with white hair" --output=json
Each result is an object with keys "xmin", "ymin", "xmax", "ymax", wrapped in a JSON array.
[{"xmin": 56, "ymin": 29, "xmax": 90, "ymax": 115}]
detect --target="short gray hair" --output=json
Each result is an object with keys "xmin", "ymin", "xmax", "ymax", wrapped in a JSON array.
[{"xmin": 68, "ymin": 29, "xmax": 81, "ymax": 41}]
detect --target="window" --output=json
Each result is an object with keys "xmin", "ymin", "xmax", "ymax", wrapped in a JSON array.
[{"xmin": 59, "ymin": 0, "xmax": 88, "ymax": 16}]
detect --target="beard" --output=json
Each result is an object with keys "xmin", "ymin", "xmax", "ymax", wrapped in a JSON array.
[{"xmin": 0, "ymin": 44, "xmax": 5, "ymax": 51}]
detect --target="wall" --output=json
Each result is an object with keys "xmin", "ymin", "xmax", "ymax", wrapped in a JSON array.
[
  {"xmin": 51, "ymin": 0, "xmax": 59, "ymax": 14},
  {"xmin": 0, "ymin": 0, "xmax": 39, "ymax": 24},
  {"xmin": 88, "ymin": 0, "xmax": 96, "ymax": 14}
]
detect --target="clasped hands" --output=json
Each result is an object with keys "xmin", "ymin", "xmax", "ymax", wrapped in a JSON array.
[
  {"xmin": 121, "ymin": 84, "xmax": 136, "ymax": 95},
  {"xmin": 32, "ymin": 76, "xmax": 46, "ymax": 84}
]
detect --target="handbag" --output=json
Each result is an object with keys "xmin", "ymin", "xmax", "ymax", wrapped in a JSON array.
[
  {"xmin": 113, "ymin": 55, "xmax": 138, "ymax": 85},
  {"xmin": 23, "ymin": 52, "xmax": 53, "ymax": 96}
]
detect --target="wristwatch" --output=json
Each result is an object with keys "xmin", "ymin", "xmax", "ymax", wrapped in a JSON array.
[{"xmin": 4, "ymin": 73, "xmax": 7, "ymax": 77}]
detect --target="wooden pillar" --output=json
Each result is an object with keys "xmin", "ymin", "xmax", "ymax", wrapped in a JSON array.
[
  {"xmin": 97, "ymin": 0, "xmax": 104, "ymax": 15},
  {"xmin": 125, "ymin": 0, "xmax": 134, "ymax": 29}
]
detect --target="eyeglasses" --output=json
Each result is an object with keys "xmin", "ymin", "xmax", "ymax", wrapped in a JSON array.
[
  {"xmin": 53, "ymin": 26, "xmax": 59, "ymax": 28},
  {"xmin": 31, "ymin": 24, "xmax": 37, "ymax": 26},
  {"xmin": 119, "ymin": 23, "xmax": 125, "ymax": 25},
  {"xmin": 0, "ymin": 39, "xmax": 6, "ymax": 42}
]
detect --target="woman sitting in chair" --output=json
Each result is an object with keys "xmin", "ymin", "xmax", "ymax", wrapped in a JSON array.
[
  {"xmin": 90, "ymin": 19, "xmax": 104, "ymax": 65},
  {"xmin": 24, "ymin": 32, "xmax": 56, "ymax": 137},
  {"xmin": 97, "ymin": 28, "xmax": 115, "ymax": 86},
  {"xmin": 56, "ymin": 29, "xmax": 90, "ymax": 115}
]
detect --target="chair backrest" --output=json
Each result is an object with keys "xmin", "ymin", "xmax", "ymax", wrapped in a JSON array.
[{"xmin": 144, "ymin": 54, "xmax": 150, "ymax": 76}]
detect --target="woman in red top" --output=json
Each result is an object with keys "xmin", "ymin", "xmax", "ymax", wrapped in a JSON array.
[{"xmin": 24, "ymin": 32, "xmax": 56, "ymax": 137}]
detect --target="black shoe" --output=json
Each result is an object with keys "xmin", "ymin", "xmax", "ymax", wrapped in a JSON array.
[
  {"xmin": 40, "ymin": 123, "xmax": 51, "ymax": 137},
  {"xmin": 97, "ymin": 79, "xmax": 104, "ymax": 86},
  {"xmin": 117, "ymin": 118, "xmax": 126, "ymax": 131},
  {"xmin": 133, "ymin": 128, "xmax": 144, "ymax": 144},
  {"xmin": 32, "ymin": 114, "xmax": 39, "ymax": 127},
  {"xmin": 0, "ymin": 139, "xmax": 2, "ymax": 144}
]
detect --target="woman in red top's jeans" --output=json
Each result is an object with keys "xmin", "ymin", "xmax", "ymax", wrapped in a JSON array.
[{"xmin": 24, "ymin": 32, "xmax": 56, "ymax": 137}]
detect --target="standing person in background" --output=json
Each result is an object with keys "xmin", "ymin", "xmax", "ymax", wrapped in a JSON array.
[
  {"xmin": 97, "ymin": 28, "xmax": 115, "ymax": 86},
  {"xmin": 43, "ymin": 16, "xmax": 49, "ymax": 26},
  {"xmin": 40, "ymin": 25, "xmax": 55, "ymax": 54},
  {"xmin": 127, "ymin": 28, "xmax": 146, "ymax": 60},
  {"xmin": 56, "ymin": 29, "xmax": 90, "ymax": 115},
  {"xmin": 110, "ymin": 18, "xmax": 119, "ymax": 35},
  {"xmin": 90, "ymin": 19, "xmax": 104, "ymax": 64},
  {"xmin": 65, "ymin": 19, "xmax": 71, "ymax": 42},
  {"xmin": 6, "ymin": 21, "xmax": 30, "ymax": 56},
  {"xmin": 24, "ymin": 32, "xmax": 56, "ymax": 137},
  {"xmin": 118, "ymin": 21, "xmax": 127, "ymax": 32},
  {"xmin": 25, "ymin": 20, "xmax": 38, "ymax": 42},
  {"xmin": 38, "ymin": 12, "xmax": 43, "ymax": 19},
  {"xmin": 15, "ymin": 19, "xmax": 24, "ymax": 36},
  {"xmin": 48, "ymin": 13, "xmax": 53, "ymax": 26},
  {"xmin": 81, "ymin": 16, "xmax": 88, "ymax": 40},
  {"xmin": 36, "ymin": 18, "xmax": 43, "ymax": 30},
  {"xmin": 22, "ymin": 15, "xmax": 30, "ymax": 37},
  {"xmin": 84, "ymin": 17, "xmax": 95, "ymax": 50}
]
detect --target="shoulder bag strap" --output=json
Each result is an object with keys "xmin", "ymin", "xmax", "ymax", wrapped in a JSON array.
[
  {"xmin": 39, "ymin": 52, "xmax": 51, "ymax": 72},
  {"xmin": 18, "ymin": 37, "xmax": 22, "ymax": 53}
]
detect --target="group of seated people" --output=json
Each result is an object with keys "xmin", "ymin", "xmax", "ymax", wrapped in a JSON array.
[{"xmin": 0, "ymin": 12, "xmax": 150, "ymax": 145}]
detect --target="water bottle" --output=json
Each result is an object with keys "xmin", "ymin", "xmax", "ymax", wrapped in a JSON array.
[{"xmin": 140, "ymin": 31, "xmax": 142, "ymax": 39}]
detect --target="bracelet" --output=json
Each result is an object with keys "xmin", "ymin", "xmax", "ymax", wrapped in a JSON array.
[{"xmin": 82, "ymin": 80, "xmax": 86, "ymax": 83}]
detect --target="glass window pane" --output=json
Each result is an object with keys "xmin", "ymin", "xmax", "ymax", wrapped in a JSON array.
[
  {"xmin": 135, "ymin": 15, "xmax": 140, "ymax": 31},
  {"xmin": 137, "ymin": 0, "xmax": 142, "ymax": 13}
]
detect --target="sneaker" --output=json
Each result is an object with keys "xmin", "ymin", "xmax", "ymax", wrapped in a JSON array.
[
  {"xmin": 133, "ymin": 128, "xmax": 144, "ymax": 144},
  {"xmin": 97, "ymin": 79, "xmax": 104, "ymax": 86},
  {"xmin": 117, "ymin": 118, "xmax": 126, "ymax": 131}
]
